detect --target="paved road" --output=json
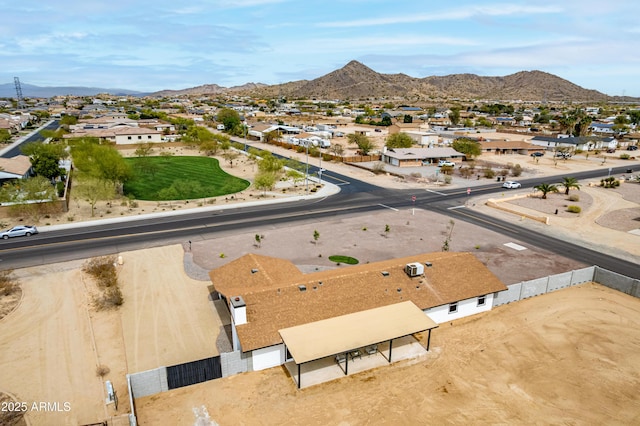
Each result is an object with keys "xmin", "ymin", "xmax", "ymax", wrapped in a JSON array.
[
  {"xmin": 0, "ymin": 164, "xmax": 638, "ymax": 280},
  {"xmin": 0, "ymin": 120, "xmax": 59, "ymax": 158}
]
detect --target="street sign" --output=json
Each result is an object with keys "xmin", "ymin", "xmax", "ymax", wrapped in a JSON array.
[{"xmin": 467, "ymin": 188, "xmax": 471, "ymax": 195}]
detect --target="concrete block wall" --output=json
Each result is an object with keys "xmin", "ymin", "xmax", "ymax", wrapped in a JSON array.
[
  {"xmin": 520, "ymin": 277, "xmax": 548, "ymax": 299},
  {"xmin": 129, "ymin": 367, "xmax": 168, "ymax": 398},
  {"xmin": 221, "ymin": 351, "xmax": 248, "ymax": 377},
  {"xmin": 494, "ymin": 282, "xmax": 521, "ymax": 306},
  {"xmin": 595, "ymin": 267, "xmax": 640, "ymax": 297},
  {"xmin": 494, "ymin": 267, "xmax": 596, "ymax": 307}
]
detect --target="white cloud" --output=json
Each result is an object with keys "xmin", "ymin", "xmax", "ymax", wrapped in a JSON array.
[{"xmin": 317, "ymin": 4, "xmax": 562, "ymax": 28}]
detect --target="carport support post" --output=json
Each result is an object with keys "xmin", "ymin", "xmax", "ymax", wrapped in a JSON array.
[
  {"xmin": 297, "ymin": 363, "xmax": 301, "ymax": 389},
  {"xmin": 427, "ymin": 329, "xmax": 432, "ymax": 351},
  {"xmin": 345, "ymin": 354, "xmax": 349, "ymax": 375},
  {"xmin": 388, "ymin": 339, "xmax": 393, "ymax": 363}
]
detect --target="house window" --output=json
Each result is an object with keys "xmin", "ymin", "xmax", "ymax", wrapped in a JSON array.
[
  {"xmin": 477, "ymin": 295, "xmax": 486, "ymax": 306},
  {"xmin": 147, "ymin": 135, "xmax": 152, "ymax": 139},
  {"xmin": 127, "ymin": 136, "xmax": 132, "ymax": 140},
  {"xmin": 138, "ymin": 136, "xmax": 142, "ymax": 140},
  {"xmin": 448, "ymin": 302, "xmax": 458, "ymax": 314}
]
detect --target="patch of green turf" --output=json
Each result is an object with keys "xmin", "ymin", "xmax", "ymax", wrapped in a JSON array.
[
  {"xmin": 123, "ymin": 156, "xmax": 249, "ymax": 201},
  {"xmin": 328, "ymin": 255, "xmax": 359, "ymax": 265}
]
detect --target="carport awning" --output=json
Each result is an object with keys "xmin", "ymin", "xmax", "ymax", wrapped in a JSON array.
[{"xmin": 279, "ymin": 301, "xmax": 438, "ymax": 364}]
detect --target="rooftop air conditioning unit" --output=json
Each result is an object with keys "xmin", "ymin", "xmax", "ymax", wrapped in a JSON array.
[{"xmin": 405, "ymin": 262, "xmax": 424, "ymax": 277}]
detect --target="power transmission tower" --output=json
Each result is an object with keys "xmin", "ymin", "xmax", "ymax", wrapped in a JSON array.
[{"xmin": 14, "ymin": 76, "xmax": 24, "ymax": 109}]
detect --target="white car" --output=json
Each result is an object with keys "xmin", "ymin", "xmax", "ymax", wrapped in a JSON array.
[
  {"xmin": 1, "ymin": 225, "xmax": 39, "ymax": 239},
  {"xmin": 438, "ymin": 160, "xmax": 455, "ymax": 167},
  {"xmin": 502, "ymin": 181, "xmax": 522, "ymax": 189}
]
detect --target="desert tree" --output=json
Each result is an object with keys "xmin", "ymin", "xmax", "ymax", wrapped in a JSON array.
[
  {"xmin": 347, "ymin": 133, "xmax": 375, "ymax": 155},
  {"xmin": 534, "ymin": 183, "xmax": 559, "ymax": 199},
  {"xmin": 561, "ymin": 177, "xmax": 581, "ymax": 195},
  {"xmin": 452, "ymin": 138, "xmax": 482, "ymax": 159},
  {"xmin": 385, "ymin": 133, "xmax": 413, "ymax": 149}
]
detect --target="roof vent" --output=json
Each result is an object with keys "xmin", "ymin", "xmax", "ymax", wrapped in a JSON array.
[
  {"xmin": 251, "ymin": 268, "xmax": 259, "ymax": 274},
  {"xmin": 298, "ymin": 285, "xmax": 307, "ymax": 292},
  {"xmin": 425, "ymin": 262, "xmax": 433, "ymax": 268},
  {"xmin": 381, "ymin": 271, "xmax": 390, "ymax": 277},
  {"xmin": 405, "ymin": 262, "xmax": 424, "ymax": 277},
  {"xmin": 397, "ymin": 288, "xmax": 402, "ymax": 293},
  {"xmin": 318, "ymin": 281, "xmax": 323, "ymax": 285}
]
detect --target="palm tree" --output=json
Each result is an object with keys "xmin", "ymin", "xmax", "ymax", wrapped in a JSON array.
[
  {"xmin": 561, "ymin": 177, "xmax": 581, "ymax": 195},
  {"xmin": 534, "ymin": 183, "xmax": 559, "ymax": 199}
]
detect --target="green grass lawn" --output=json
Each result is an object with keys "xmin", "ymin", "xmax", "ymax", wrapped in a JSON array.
[
  {"xmin": 124, "ymin": 156, "xmax": 250, "ymax": 201},
  {"xmin": 328, "ymin": 255, "xmax": 359, "ymax": 265}
]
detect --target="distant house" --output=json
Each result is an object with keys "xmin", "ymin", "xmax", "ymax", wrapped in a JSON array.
[
  {"xmin": 381, "ymin": 147, "xmax": 464, "ymax": 167},
  {"xmin": 531, "ymin": 136, "xmax": 617, "ymax": 151},
  {"xmin": 209, "ymin": 252, "xmax": 506, "ymax": 374},
  {"xmin": 476, "ymin": 140, "xmax": 539, "ymax": 156},
  {"xmin": 0, "ymin": 155, "xmax": 33, "ymax": 183},
  {"xmin": 64, "ymin": 127, "xmax": 163, "ymax": 144},
  {"xmin": 589, "ymin": 123, "xmax": 616, "ymax": 135}
]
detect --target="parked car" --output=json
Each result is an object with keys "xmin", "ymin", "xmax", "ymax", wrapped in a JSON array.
[
  {"xmin": 555, "ymin": 152, "xmax": 571, "ymax": 158},
  {"xmin": 438, "ymin": 160, "xmax": 455, "ymax": 167},
  {"xmin": 374, "ymin": 128, "xmax": 382, "ymax": 132},
  {"xmin": 606, "ymin": 148, "xmax": 616, "ymax": 153},
  {"xmin": 502, "ymin": 181, "xmax": 522, "ymax": 189},
  {"xmin": 530, "ymin": 152, "xmax": 544, "ymax": 157},
  {"xmin": 627, "ymin": 145, "xmax": 638, "ymax": 151},
  {"xmin": 1, "ymin": 225, "xmax": 38, "ymax": 239}
]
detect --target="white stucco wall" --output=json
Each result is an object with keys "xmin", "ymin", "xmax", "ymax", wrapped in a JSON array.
[
  {"xmin": 423, "ymin": 294, "xmax": 495, "ymax": 324},
  {"xmin": 252, "ymin": 344, "xmax": 285, "ymax": 371},
  {"xmin": 115, "ymin": 133, "xmax": 163, "ymax": 144}
]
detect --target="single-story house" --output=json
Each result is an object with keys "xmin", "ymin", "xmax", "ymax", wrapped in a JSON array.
[
  {"xmin": 381, "ymin": 147, "xmax": 465, "ymax": 167},
  {"xmin": 63, "ymin": 127, "xmax": 163, "ymax": 144},
  {"xmin": 0, "ymin": 155, "xmax": 33, "ymax": 183},
  {"xmin": 209, "ymin": 252, "xmax": 507, "ymax": 378},
  {"xmin": 477, "ymin": 140, "xmax": 540, "ymax": 155},
  {"xmin": 398, "ymin": 131, "xmax": 439, "ymax": 146},
  {"xmin": 530, "ymin": 136, "xmax": 618, "ymax": 151}
]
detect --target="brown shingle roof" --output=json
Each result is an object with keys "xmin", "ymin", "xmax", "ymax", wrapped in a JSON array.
[{"xmin": 210, "ymin": 252, "xmax": 506, "ymax": 352}]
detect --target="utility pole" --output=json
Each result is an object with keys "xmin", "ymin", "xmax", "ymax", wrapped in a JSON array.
[{"xmin": 14, "ymin": 77, "xmax": 24, "ymax": 109}]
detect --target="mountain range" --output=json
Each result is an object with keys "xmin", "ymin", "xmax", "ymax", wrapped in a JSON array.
[
  {"xmin": 2, "ymin": 61, "xmax": 634, "ymax": 102},
  {"xmin": 0, "ymin": 82, "xmax": 145, "ymax": 98}
]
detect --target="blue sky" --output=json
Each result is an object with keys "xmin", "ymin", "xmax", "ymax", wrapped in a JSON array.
[{"xmin": 1, "ymin": 0, "xmax": 639, "ymax": 96}]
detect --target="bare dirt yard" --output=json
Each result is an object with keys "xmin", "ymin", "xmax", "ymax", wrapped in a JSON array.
[{"xmin": 135, "ymin": 282, "xmax": 640, "ymax": 425}]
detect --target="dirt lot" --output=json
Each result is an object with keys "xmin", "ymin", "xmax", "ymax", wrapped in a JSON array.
[
  {"xmin": 135, "ymin": 282, "xmax": 640, "ymax": 425},
  {"xmin": 0, "ymin": 143, "xmax": 639, "ymax": 425}
]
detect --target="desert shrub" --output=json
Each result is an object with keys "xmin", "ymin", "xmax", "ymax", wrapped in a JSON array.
[
  {"xmin": 459, "ymin": 167, "xmax": 473, "ymax": 178},
  {"xmin": 567, "ymin": 205, "xmax": 581, "ymax": 213},
  {"xmin": 371, "ymin": 163, "xmax": 386, "ymax": 174},
  {"xmin": 482, "ymin": 166, "xmax": 495, "ymax": 178},
  {"xmin": 511, "ymin": 164, "xmax": 523, "ymax": 177},
  {"xmin": 443, "ymin": 175, "xmax": 452, "ymax": 184},
  {"xmin": 0, "ymin": 269, "xmax": 18, "ymax": 296},
  {"xmin": 96, "ymin": 286, "xmax": 124, "ymax": 309},
  {"xmin": 409, "ymin": 172, "xmax": 422, "ymax": 178},
  {"xmin": 439, "ymin": 165, "xmax": 454, "ymax": 175},
  {"xmin": 96, "ymin": 365, "xmax": 111, "ymax": 377},
  {"xmin": 619, "ymin": 153, "xmax": 630, "ymax": 160},
  {"xmin": 83, "ymin": 256, "xmax": 117, "ymax": 288},
  {"xmin": 500, "ymin": 168, "xmax": 509, "ymax": 177},
  {"xmin": 568, "ymin": 194, "xmax": 580, "ymax": 202},
  {"xmin": 600, "ymin": 177, "xmax": 620, "ymax": 188}
]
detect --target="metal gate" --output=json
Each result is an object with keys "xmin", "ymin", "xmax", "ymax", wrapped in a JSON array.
[{"xmin": 167, "ymin": 356, "xmax": 222, "ymax": 390}]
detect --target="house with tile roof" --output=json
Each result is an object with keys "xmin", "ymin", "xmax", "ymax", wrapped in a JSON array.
[
  {"xmin": 381, "ymin": 147, "xmax": 464, "ymax": 167},
  {"xmin": 0, "ymin": 155, "xmax": 33, "ymax": 183},
  {"xmin": 209, "ymin": 252, "xmax": 506, "ymax": 372}
]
